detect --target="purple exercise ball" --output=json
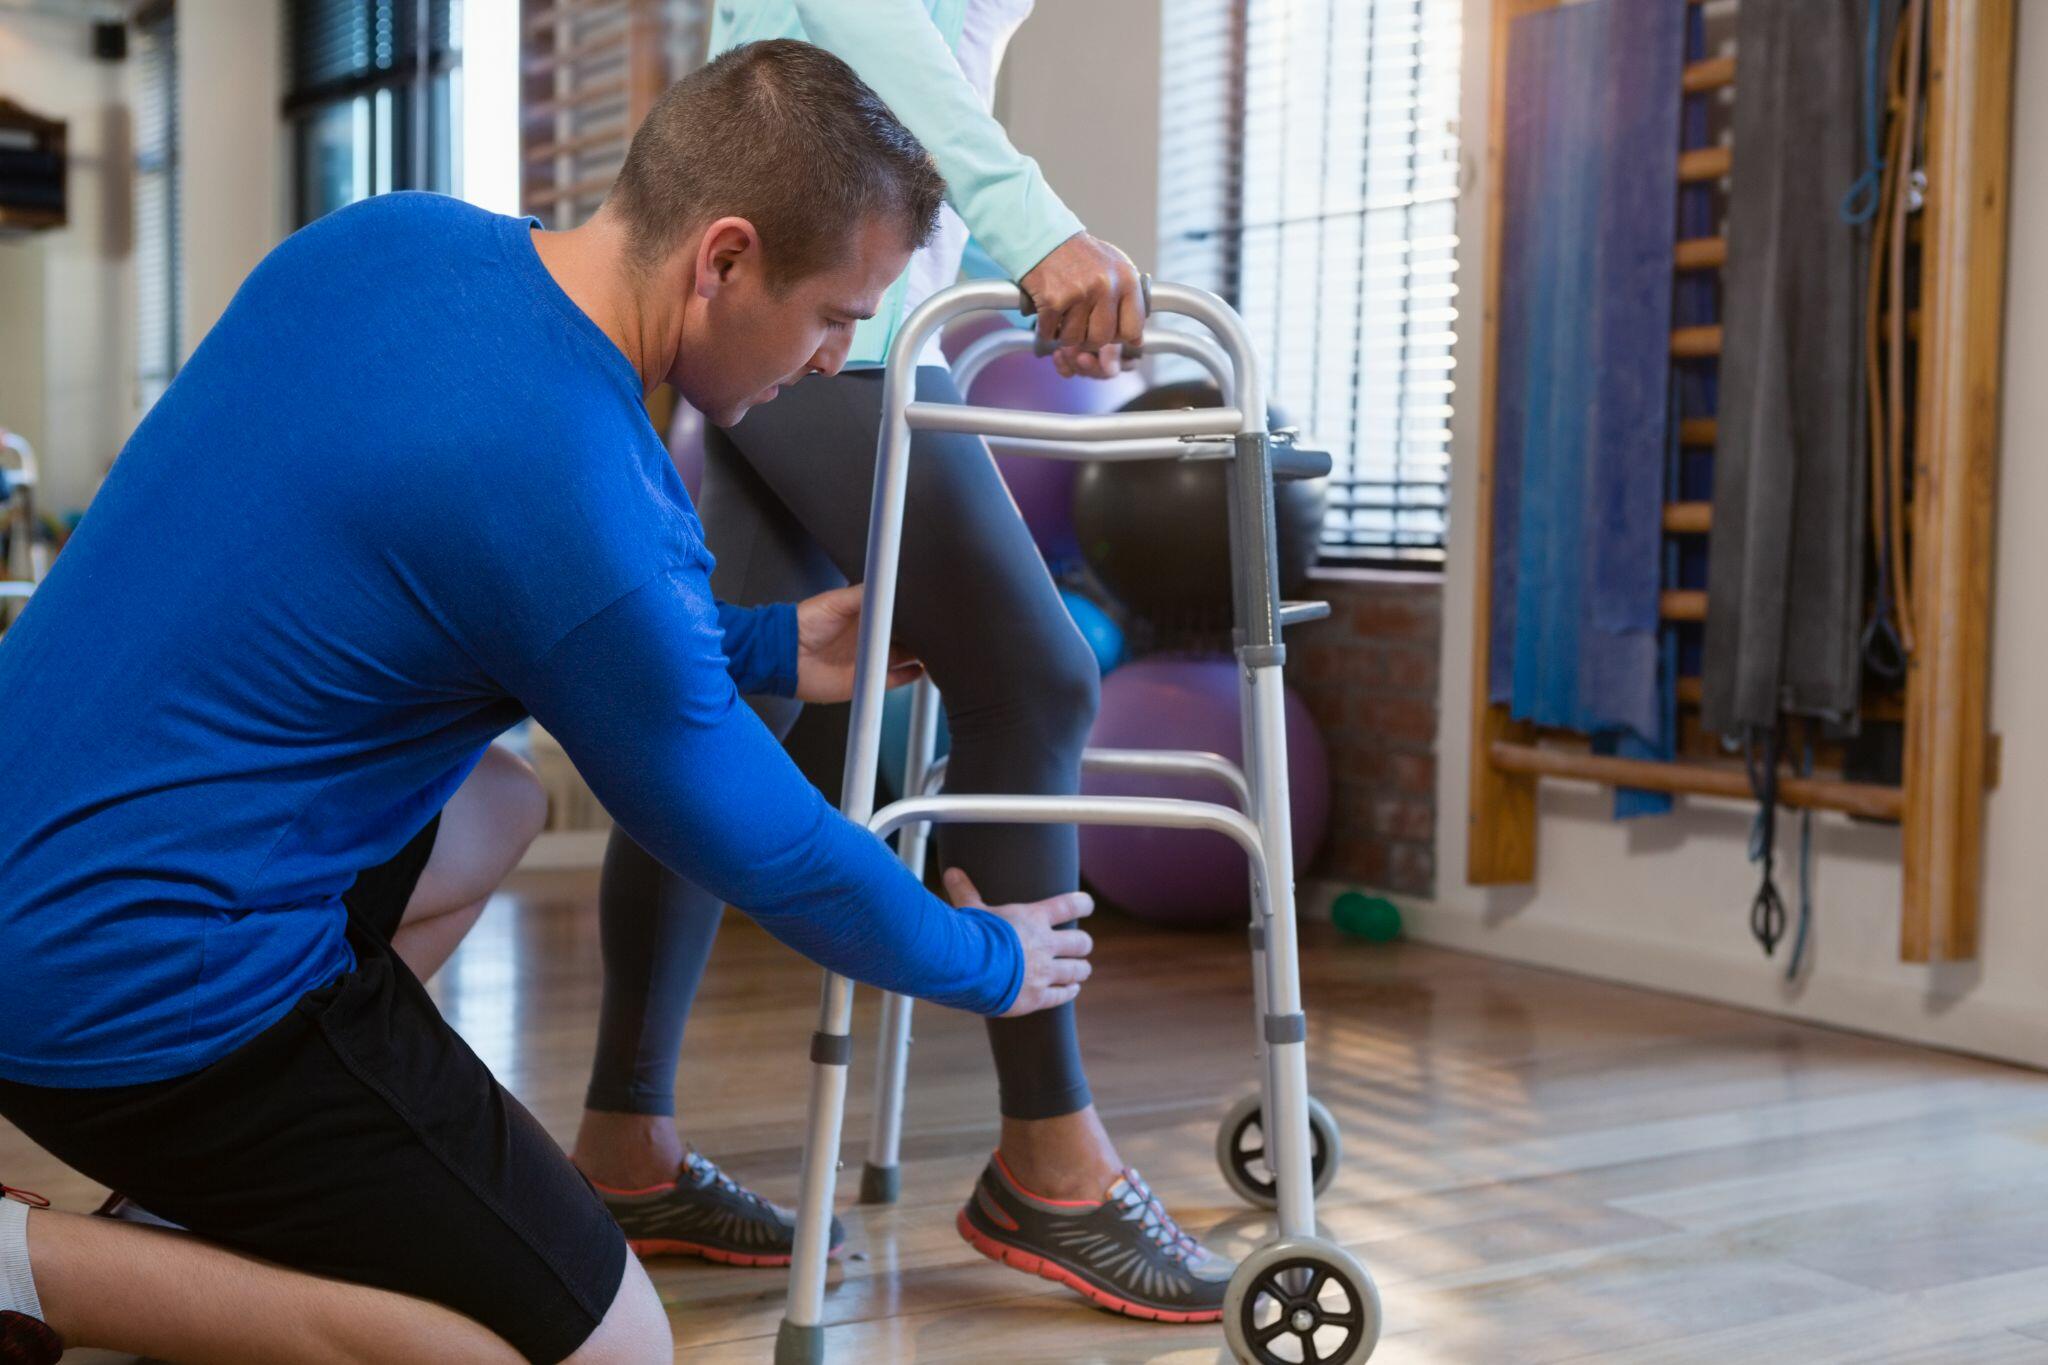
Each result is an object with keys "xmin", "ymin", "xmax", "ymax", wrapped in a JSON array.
[
  {"xmin": 941, "ymin": 310, "xmax": 1012, "ymax": 364},
  {"xmin": 1079, "ymin": 656, "xmax": 1330, "ymax": 926},
  {"xmin": 961, "ymin": 337, "xmax": 1143, "ymax": 562}
]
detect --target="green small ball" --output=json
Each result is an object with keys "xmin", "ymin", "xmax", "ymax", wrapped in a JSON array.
[{"xmin": 1332, "ymin": 891, "xmax": 1403, "ymax": 943}]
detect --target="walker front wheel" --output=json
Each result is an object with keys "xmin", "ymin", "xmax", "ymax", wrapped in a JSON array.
[
  {"xmin": 1222, "ymin": 1238, "xmax": 1381, "ymax": 1365},
  {"xmin": 1216, "ymin": 1092, "xmax": 1341, "ymax": 1208}
]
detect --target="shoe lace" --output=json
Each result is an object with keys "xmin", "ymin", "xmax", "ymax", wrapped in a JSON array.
[
  {"xmin": 684, "ymin": 1149, "xmax": 769, "ymax": 1210},
  {"xmin": 1112, "ymin": 1172, "xmax": 1199, "ymax": 1264},
  {"xmin": 0, "ymin": 1184, "xmax": 48, "ymax": 1209}
]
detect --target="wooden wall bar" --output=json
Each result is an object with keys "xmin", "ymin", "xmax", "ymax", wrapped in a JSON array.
[
  {"xmin": 1465, "ymin": 0, "xmax": 2014, "ymax": 963},
  {"xmin": 1463, "ymin": 0, "xmax": 1547, "ymax": 885},
  {"xmin": 1900, "ymin": 0, "xmax": 2015, "ymax": 961}
]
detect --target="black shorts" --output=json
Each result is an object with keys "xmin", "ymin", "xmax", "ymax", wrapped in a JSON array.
[{"xmin": 0, "ymin": 816, "xmax": 627, "ymax": 1364}]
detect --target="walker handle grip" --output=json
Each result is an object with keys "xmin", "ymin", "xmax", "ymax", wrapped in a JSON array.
[{"xmin": 1019, "ymin": 274, "xmax": 1151, "ymax": 362}]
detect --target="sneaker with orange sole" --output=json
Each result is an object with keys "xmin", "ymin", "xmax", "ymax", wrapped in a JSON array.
[
  {"xmin": 597, "ymin": 1149, "xmax": 844, "ymax": 1267},
  {"xmin": 957, "ymin": 1154, "xmax": 1234, "ymax": 1322}
]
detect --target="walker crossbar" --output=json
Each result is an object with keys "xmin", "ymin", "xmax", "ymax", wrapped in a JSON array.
[
  {"xmin": 916, "ymin": 745, "xmax": 1253, "ymax": 813},
  {"xmin": 775, "ymin": 278, "xmax": 1363, "ymax": 1365},
  {"xmin": 904, "ymin": 401, "xmax": 1245, "ymax": 442},
  {"xmin": 867, "ymin": 793, "xmax": 1269, "ymax": 901}
]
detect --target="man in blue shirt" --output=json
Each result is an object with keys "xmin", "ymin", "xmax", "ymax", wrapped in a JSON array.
[{"xmin": 0, "ymin": 41, "xmax": 1092, "ymax": 1365}]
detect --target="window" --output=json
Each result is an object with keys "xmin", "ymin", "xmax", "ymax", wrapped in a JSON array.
[
  {"xmin": 285, "ymin": 0, "xmax": 457, "ymax": 226},
  {"xmin": 1159, "ymin": 0, "xmax": 1462, "ymax": 565},
  {"xmin": 134, "ymin": 3, "xmax": 180, "ymax": 411}
]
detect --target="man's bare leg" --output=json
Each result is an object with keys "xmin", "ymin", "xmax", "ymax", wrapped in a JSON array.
[
  {"xmin": 25, "ymin": 1206, "xmax": 668, "ymax": 1364},
  {"xmin": 389, "ymin": 744, "xmax": 548, "ymax": 982},
  {"xmin": 4, "ymin": 745, "xmax": 659, "ymax": 1363}
]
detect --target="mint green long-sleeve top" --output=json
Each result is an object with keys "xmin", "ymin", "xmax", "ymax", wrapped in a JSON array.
[{"xmin": 709, "ymin": 0, "xmax": 1085, "ymax": 366}]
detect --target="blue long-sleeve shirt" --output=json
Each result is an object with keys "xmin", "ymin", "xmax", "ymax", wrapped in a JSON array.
[{"xmin": 0, "ymin": 193, "xmax": 1022, "ymax": 1088}]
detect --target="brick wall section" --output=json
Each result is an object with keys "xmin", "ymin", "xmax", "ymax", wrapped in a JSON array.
[{"xmin": 1290, "ymin": 572, "xmax": 1443, "ymax": 897}]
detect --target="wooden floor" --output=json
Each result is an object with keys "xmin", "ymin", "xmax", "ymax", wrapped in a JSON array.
[{"xmin": 13, "ymin": 869, "xmax": 2048, "ymax": 1363}]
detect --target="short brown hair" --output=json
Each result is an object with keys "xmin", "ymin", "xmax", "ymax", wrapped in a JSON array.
[{"xmin": 607, "ymin": 39, "xmax": 946, "ymax": 285}]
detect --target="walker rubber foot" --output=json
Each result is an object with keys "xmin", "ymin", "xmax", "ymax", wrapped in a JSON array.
[
  {"xmin": 858, "ymin": 1162, "xmax": 901, "ymax": 1205},
  {"xmin": 774, "ymin": 1319, "xmax": 826, "ymax": 1365}
]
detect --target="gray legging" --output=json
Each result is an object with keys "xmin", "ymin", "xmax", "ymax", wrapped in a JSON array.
[{"xmin": 585, "ymin": 366, "xmax": 1098, "ymax": 1122}]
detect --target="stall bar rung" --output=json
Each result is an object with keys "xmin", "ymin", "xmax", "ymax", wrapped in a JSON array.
[
  {"xmin": 1682, "ymin": 56, "xmax": 1736, "ymax": 94},
  {"xmin": 523, "ymin": 128, "xmax": 629, "ymax": 164},
  {"xmin": 1671, "ymin": 326, "xmax": 1723, "ymax": 359},
  {"xmin": 524, "ymin": 176, "xmax": 618, "ymax": 213},
  {"xmin": 1663, "ymin": 501, "xmax": 1713, "ymax": 533},
  {"xmin": 1660, "ymin": 589, "xmax": 1707, "ymax": 622},
  {"xmin": 523, "ymin": 0, "xmax": 616, "ymax": 38},
  {"xmin": 1680, "ymin": 418, "xmax": 1718, "ymax": 447},
  {"xmin": 1675, "ymin": 237, "xmax": 1728, "ymax": 271},
  {"xmin": 1679, "ymin": 146, "xmax": 1732, "ymax": 183},
  {"xmin": 1677, "ymin": 676, "xmax": 1703, "ymax": 705},
  {"xmin": 1488, "ymin": 740, "xmax": 1905, "ymax": 820},
  {"xmin": 521, "ymin": 26, "xmax": 626, "ymax": 75},
  {"xmin": 522, "ymin": 79, "xmax": 629, "ymax": 125}
]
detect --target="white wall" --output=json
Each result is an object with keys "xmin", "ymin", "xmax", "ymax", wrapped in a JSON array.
[
  {"xmin": 0, "ymin": 3, "xmax": 287, "ymax": 512},
  {"xmin": 1419, "ymin": 0, "xmax": 2048, "ymax": 1070},
  {"xmin": 177, "ymin": 0, "xmax": 285, "ymax": 359},
  {"xmin": 995, "ymin": 0, "xmax": 1162, "ymax": 269},
  {"xmin": 0, "ymin": 11, "xmax": 135, "ymax": 514}
]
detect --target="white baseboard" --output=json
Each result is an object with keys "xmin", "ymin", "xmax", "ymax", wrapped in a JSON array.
[
  {"xmin": 1303, "ymin": 881, "xmax": 2048, "ymax": 1073},
  {"xmin": 517, "ymin": 828, "xmax": 611, "ymax": 872}
]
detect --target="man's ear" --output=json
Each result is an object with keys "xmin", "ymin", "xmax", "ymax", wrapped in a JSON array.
[{"xmin": 693, "ymin": 216, "xmax": 763, "ymax": 300}]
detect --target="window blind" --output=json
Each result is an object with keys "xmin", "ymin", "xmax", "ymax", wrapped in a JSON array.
[
  {"xmin": 1160, "ymin": 0, "xmax": 1462, "ymax": 565},
  {"xmin": 134, "ymin": 6, "xmax": 180, "ymax": 411},
  {"xmin": 286, "ymin": 0, "xmax": 455, "ymax": 108},
  {"xmin": 284, "ymin": 0, "xmax": 457, "ymax": 224}
]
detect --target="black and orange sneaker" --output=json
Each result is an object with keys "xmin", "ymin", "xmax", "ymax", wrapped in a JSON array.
[
  {"xmin": 957, "ymin": 1154, "xmax": 1234, "ymax": 1323},
  {"xmin": 1, "ymin": 1183, "xmax": 60, "ymax": 1365},
  {"xmin": 597, "ymin": 1149, "xmax": 844, "ymax": 1267}
]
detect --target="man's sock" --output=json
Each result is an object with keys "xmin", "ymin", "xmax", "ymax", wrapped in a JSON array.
[{"xmin": 0, "ymin": 1196, "xmax": 43, "ymax": 1323}]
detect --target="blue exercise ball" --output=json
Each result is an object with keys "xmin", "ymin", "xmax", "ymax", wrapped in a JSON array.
[
  {"xmin": 879, "ymin": 684, "xmax": 950, "ymax": 797},
  {"xmin": 1061, "ymin": 589, "xmax": 1126, "ymax": 677}
]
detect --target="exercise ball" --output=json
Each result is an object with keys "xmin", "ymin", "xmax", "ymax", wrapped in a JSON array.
[
  {"xmin": 964, "ymin": 346, "xmax": 1145, "ymax": 563},
  {"xmin": 940, "ymin": 310, "xmax": 1016, "ymax": 364},
  {"xmin": 1060, "ymin": 589, "xmax": 1126, "ymax": 677},
  {"xmin": 1073, "ymin": 383, "xmax": 1325, "ymax": 632},
  {"xmin": 667, "ymin": 398, "xmax": 707, "ymax": 501},
  {"xmin": 879, "ymin": 684, "xmax": 950, "ymax": 797},
  {"xmin": 1332, "ymin": 891, "xmax": 1403, "ymax": 942},
  {"xmin": 1078, "ymin": 656, "xmax": 1329, "ymax": 926}
]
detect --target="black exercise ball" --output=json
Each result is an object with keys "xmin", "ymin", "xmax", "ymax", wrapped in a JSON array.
[{"xmin": 1073, "ymin": 382, "xmax": 1326, "ymax": 633}]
